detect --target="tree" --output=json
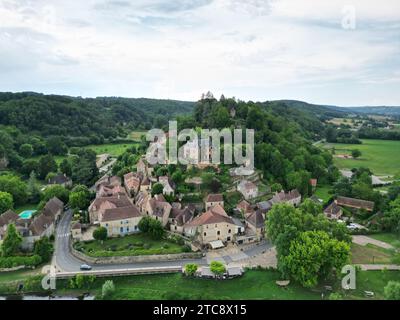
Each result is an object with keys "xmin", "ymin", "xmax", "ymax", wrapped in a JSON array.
[
  {"xmin": 171, "ymin": 170, "xmax": 183, "ymax": 184},
  {"xmin": 69, "ymin": 274, "xmax": 96, "ymax": 289},
  {"xmin": 93, "ymin": 226, "xmax": 108, "ymax": 241},
  {"xmin": 139, "ymin": 217, "xmax": 165, "ymax": 239},
  {"xmin": 33, "ymin": 236, "xmax": 53, "ymax": 263},
  {"xmin": 69, "ymin": 190, "xmax": 90, "ymax": 210},
  {"xmin": 19, "ymin": 143, "xmax": 33, "ymax": 158},
  {"xmin": 0, "ymin": 174, "xmax": 28, "ymax": 206},
  {"xmin": 148, "ymin": 218, "xmax": 165, "ymax": 240},
  {"xmin": 351, "ymin": 149, "xmax": 362, "ymax": 159},
  {"xmin": 271, "ymin": 183, "xmax": 283, "ymax": 193},
  {"xmin": 184, "ymin": 263, "xmax": 198, "ymax": 276},
  {"xmin": 266, "ymin": 203, "xmax": 351, "ymax": 279},
  {"xmin": 70, "ymin": 149, "xmax": 99, "ymax": 186},
  {"xmin": 46, "ymin": 136, "xmax": 68, "ymax": 156},
  {"xmin": 0, "ymin": 191, "xmax": 13, "ymax": 214},
  {"xmin": 280, "ymin": 231, "xmax": 350, "ymax": 288},
  {"xmin": 27, "ymin": 171, "xmax": 41, "ymax": 204},
  {"xmin": 151, "ymin": 183, "xmax": 164, "ymax": 196},
  {"xmin": 102, "ymin": 280, "xmax": 116, "ymax": 299},
  {"xmin": 138, "ymin": 216, "xmax": 151, "ymax": 233},
  {"xmin": 41, "ymin": 185, "xmax": 70, "ymax": 204},
  {"xmin": 210, "ymin": 261, "xmax": 226, "ymax": 276},
  {"xmin": 384, "ymin": 281, "xmax": 400, "ymax": 300},
  {"xmin": 1, "ymin": 224, "xmax": 22, "ymax": 257},
  {"xmin": 38, "ymin": 154, "xmax": 58, "ymax": 180},
  {"xmin": 20, "ymin": 159, "xmax": 39, "ymax": 177},
  {"xmin": 60, "ymin": 159, "xmax": 72, "ymax": 177},
  {"xmin": 299, "ymin": 198, "xmax": 322, "ymax": 217},
  {"xmin": 381, "ymin": 197, "xmax": 400, "ymax": 233}
]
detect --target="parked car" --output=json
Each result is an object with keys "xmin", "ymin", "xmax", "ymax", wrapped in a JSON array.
[{"xmin": 80, "ymin": 264, "xmax": 92, "ymax": 271}]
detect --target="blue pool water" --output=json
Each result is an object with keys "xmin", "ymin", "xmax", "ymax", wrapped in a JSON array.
[{"xmin": 18, "ymin": 210, "xmax": 37, "ymax": 219}]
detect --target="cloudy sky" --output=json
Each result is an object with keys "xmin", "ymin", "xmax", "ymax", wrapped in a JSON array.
[{"xmin": 0, "ymin": 0, "xmax": 399, "ymax": 106}]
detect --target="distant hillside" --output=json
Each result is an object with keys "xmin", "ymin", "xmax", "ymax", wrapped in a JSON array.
[
  {"xmin": 0, "ymin": 92, "xmax": 195, "ymax": 139},
  {"xmin": 346, "ymin": 106, "xmax": 400, "ymax": 116},
  {"xmin": 271, "ymin": 100, "xmax": 349, "ymax": 119},
  {"xmin": 271, "ymin": 100, "xmax": 400, "ymax": 118}
]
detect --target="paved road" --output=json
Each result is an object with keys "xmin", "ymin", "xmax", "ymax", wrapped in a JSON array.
[{"xmin": 54, "ymin": 210, "xmax": 273, "ymax": 273}]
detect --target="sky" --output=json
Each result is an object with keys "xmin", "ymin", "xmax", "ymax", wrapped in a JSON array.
[{"xmin": 0, "ymin": 0, "xmax": 399, "ymax": 106}]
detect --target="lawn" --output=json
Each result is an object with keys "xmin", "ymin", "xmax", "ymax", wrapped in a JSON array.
[
  {"xmin": 314, "ymin": 185, "xmax": 333, "ymax": 204},
  {"xmin": 75, "ymin": 233, "xmax": 189, "ymax": 257},
  {"xmin": 0, "ymin": 268, "xmax": 42, "ymax": 284},
  {"xmin": 350, "ymin": 243, "xmax": 398, "ymax": 264},
  {"xmin": 85, "ymin": 143, "xmax": 138, "ymax": 157},
  {"xmin": 321, "ymin": 139, "xmax": 400, "ymax": 176},
  {"xmin": 344, "ymin": 270, "xmax": 400, "ymax": 300},
  {"xmin": 77, "ymin": 270, "xmax": 323, "ymax": 300},
  {"xmin": 370, "ymin": 233, "xmax": 400, "ymax": 249},
  {"xmin": 130, "ymin": 131, "xmax": 147, "ymax": 141},
  {"xmin": 55, "ymin": 269, "xmax": 400, "ymax": 300}
]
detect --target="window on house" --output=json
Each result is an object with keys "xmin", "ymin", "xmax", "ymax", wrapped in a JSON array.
[
  {"xmin": 217, "ymin": 231, "xmax": 220, "ymax": 235},
  {"xmin": 228, "ymin": 229, "xmax": 231, "ymax": 233},
  {"xmin": 120, "ymin": 227, "xmax": 123, "ymax": 233},
  {"xmin": 204, "ymin": 232, "xmax": 207, "ymax": 236}
]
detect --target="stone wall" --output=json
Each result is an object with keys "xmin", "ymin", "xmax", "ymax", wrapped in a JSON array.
[{"xmin": 70, "ymin": 241, "xmax": 202, "ymax": 265}]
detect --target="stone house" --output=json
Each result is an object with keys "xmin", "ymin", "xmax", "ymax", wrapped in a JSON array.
[
  {"xmin": 324, "ymin": 202, "xmax": 343, "ymax": 220},
  {"xmin": 158, "ymin": 176, "xmax": 175, "ymax": 196},
  {"xmin": 205, "ymin": 194, "xmax": 224, "ymax": 211},
  {"xmin": 100, "ymin": 204, "xmax": 142, "ymax": 237},
  {"xmin": 270, "ymin": 189, "xmax": 302, "ymax": 207},
  {"xmin": 183, "ymin": 204, "xmax": 237, "ymax": 246},
  {"xmin": 88, "ymin": 195, "xmax": 133, "ymax": 224},
  {"xmin": 237, "ymin": 180, "xmax": 258, "ymax": 200},
  {"xmin": 48, "ymin": 173, "xmax": 73, "ymax": 188},
  {"xmin": 245, "ymin": 210, "xmax": 265, "ymax": 241},
  {"xmin": 336, "ymin": 196, "xmax": 374, "ymax": 212}
]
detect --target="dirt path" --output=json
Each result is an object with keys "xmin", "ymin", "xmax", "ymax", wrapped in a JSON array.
[{"xmin": 352, "ymin": 235, "xmax": 394, "ymax": 250}]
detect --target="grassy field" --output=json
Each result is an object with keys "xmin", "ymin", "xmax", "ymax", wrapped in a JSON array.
[
  {"xmin": 314, "ymin": 185, "xmax": 333, "ymax": 204},
  {"xmin": 322, "ymin": 139, "xmax": 400, "ymax": 176},
  {"xmin": 1, "ymin": 269, "xmax": 400, "ymax": 300},
  {"xmin": 75, "ymin": 233, "xmax": 189, "ymax": 257},
  {"xmin": 351, "ymin": 243, "xmax": 393, "ymax": 264},
  {"xmin": 59, "ymin": 269, "xmax": 400, "ymax": 300},
  {"xmin": 370, "ymin": 233, "xmax": 400, "ymax": 249},
  {"xmin": 130, "ymin": 131, "xmax": 147, "ymax": 141},
  {"xmin": 85, "ymin": 143, "xmax": 138, "ymax": 157}
]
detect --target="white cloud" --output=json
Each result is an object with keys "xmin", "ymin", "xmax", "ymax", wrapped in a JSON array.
[{"xmin": 0, "ymin": 0, "xmax": 399, "ymax": 105}]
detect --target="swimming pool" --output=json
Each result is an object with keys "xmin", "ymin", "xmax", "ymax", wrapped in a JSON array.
[{"xmin": 18, "ymin": 210, "xmax": 37, "ymax": 219}]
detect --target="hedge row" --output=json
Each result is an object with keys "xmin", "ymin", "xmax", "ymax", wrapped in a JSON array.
[{"xmin": 0, "ymin": 255, "xmax": 42, "ymax": 269}]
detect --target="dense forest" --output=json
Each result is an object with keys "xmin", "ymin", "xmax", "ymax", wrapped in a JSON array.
[
  {"xmin": 0, "ymin": 92, "xmax": 195, "ymax": 171},
  {"xmin": 0, "ymin": 92, "xmax": 194, "ymax": 138}
]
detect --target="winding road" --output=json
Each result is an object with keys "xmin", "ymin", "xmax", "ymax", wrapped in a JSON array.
[{"xmin": 54, "ymin": 210, "xmax": 272, "ymax": 273}]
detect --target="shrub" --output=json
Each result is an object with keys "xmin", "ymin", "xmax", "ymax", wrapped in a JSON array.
[
  {"xmin": 102, "ymin": 280, "xmax": 116, "ymax": 299},
  {"xmin": 210, "ymin": 261, "xmax": 226, "ymax": 276},
  {"xmin": 93, "ymin": 226, "xmax": 108, "ymax": 241},
  {"xmin": 384, "ymin": 281, "xmax": 400, "ymax": 300},
  {"xmin": 184, "ymin": 263, "xmax": 198, "ymax": 276},
  {"xmin": 0, "ymin": 255, "xmax": 42, "ymax": 269},
  {"xmin": 69, "ymin": 275, "xmax": 96, "ymax": 289}
]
